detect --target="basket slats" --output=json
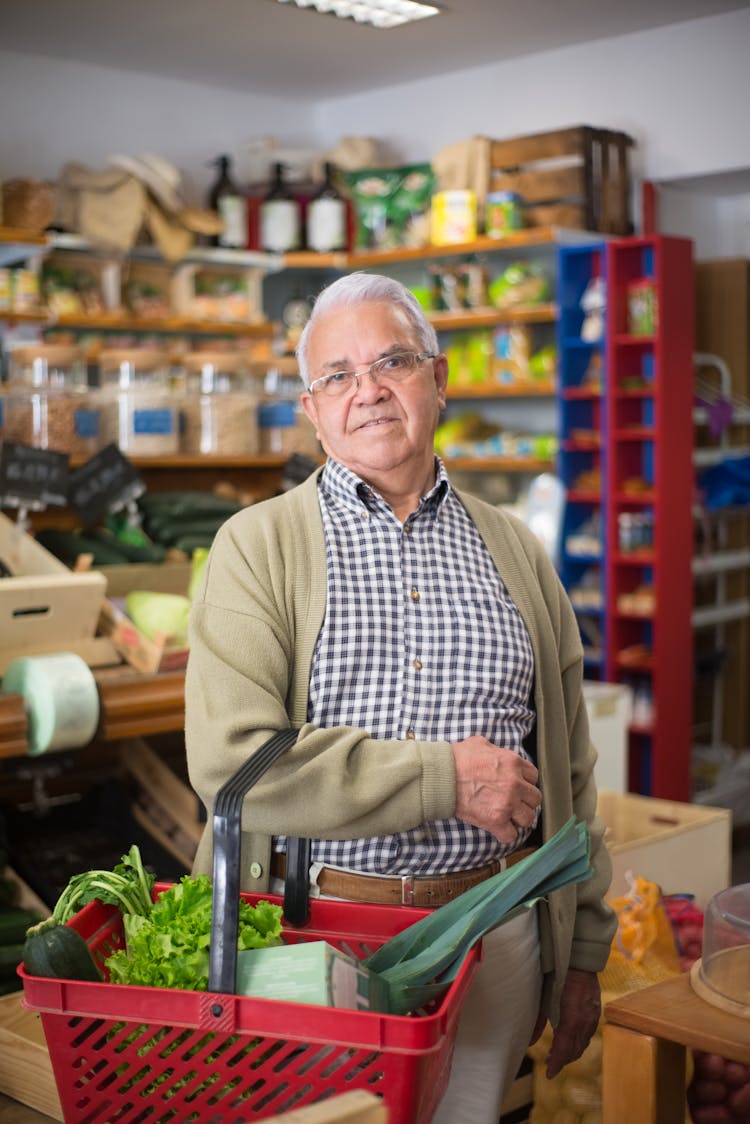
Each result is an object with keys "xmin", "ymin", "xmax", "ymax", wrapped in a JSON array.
[{"xmin": 22, "ymin": 892, "xmax": 478, "ymax": 1124}]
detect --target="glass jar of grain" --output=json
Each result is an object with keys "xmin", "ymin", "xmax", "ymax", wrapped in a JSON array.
[
  {"xmin": 96, "ymin": 348, "xmax": 179, "ymax": 456},
  {"xmin": 178, "ymin": 351, "xmax": 260, "ymax": 455},
  {"xmin": 4, "ymin": 343, "xmax": 100, "ymax": 457}
]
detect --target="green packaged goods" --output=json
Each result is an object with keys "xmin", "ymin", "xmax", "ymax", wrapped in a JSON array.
[
  {"xmin": 236, "ymin": 940, "xmax": 387, "ymax": 1012},
  {"xmin": 343, "ymin": 163, "xmax": 436, "ymax": 250}
]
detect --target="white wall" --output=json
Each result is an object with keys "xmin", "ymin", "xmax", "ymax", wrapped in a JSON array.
[
  {"xmin": 313, "ymin": 9, "xmax": 750, "ymax": 186},
  {"xmin": 2, "ymin": 8, "xmax": 750, "ymax": 247},
  {"xmin": 0, "ymin": 50, "xmax": 314, "ymax": 201}
]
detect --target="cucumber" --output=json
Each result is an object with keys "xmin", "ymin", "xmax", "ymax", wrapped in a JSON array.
[
  {"xmin": 150, "ymin": 518, "xmax": 228, "ymax": 547},
  {"xmin": 0, "ymin": 907, "xmax": 44, "ymax": 946},
  {"xmin": 0, "ymin": 943, "xmax": 24, "ymax": 980},
  {"xmin": 23, "ymin": 920, "xmax": 102, "ymax": 982},
  {"xmin": 0, "ymin": 878, "xmax": 20, "ymax": 909},
  {"xmin": 91, "ymin": 528, "xmax": 167, "ymax": 565},
  {"xmin": 171, "ymin": 534, "xmax": 217, "ymax": 555},
  {"xmin": 138, "ymin": 492, "xmax": 242, "ymax": 519},
  {"xmin": 35, "ymin": 528, "xmax": 131, "ymax": 567}
]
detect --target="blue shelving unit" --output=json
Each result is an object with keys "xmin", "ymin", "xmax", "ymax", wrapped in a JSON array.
[{"xmin": 556, "ymin": 242, "xmax": 608, "ymax": 679}]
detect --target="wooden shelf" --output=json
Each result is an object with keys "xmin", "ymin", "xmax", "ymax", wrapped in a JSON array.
[
  {"xmin": 444, "ymin": 456, "xmax": 554, "ymax": 473},
  {"xmin": 0, "ymin": 667, "xmax": 186, "ymax": 759},
  {"xmin": 447, "ymin": 380, "xmax": 555, "ymax": 399},
  {"xmin": 429, "ymin": 304, "xmax": 556, "ymax": 330},
  {"xmin": 48, "ymin": 313, "xmax": 275, "ymax": 337}
]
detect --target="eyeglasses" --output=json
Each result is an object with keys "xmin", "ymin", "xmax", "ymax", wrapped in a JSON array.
[{"xmin": 308, "ymin": 350, "xmax": 435, "ymax": 399}]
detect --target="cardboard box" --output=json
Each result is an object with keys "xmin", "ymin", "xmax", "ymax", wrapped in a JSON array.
[
  {"xmin": 98, "ymin": 560, "xmax": 193, "ymax": 674},
  {"xmin": 236, "ymin": 941, "xmax": 385, "ymax": 1012},
  {"xmin": 597, "ymin": 791, "xmax": 732, "ymax": 908},
  {"xmin": 0, "ymin": 511, "xmax": 112, "ymax": 674},
  {"xmin": 584, "ymin": 681, "xmax": 632, "ymax": 794}
]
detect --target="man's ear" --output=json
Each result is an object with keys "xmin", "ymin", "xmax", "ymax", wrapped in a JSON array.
[
  {"xmin": 300, "ymin": 391, "xmax": 320, "ymax": 433},
  {"xmin": 434, "ymin": 354, "xmax": 449, "ymax": 409}
]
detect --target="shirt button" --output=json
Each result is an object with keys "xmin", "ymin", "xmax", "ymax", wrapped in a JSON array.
[
  {"xmin": 360, "ymin": 510, "xmax": 369, "ymax": 520},
  {"xmin": 405, "ymin": 729, "xmax": 416, "ymax": 740},
  {"xmin": 249, "ymin": 862, "xmax": 262, "ymax": 879},
  {"xmin": 413, "ymin": 658, "xmax": 422, "ymax": 670},
  {"xmin": 403, "ymin": 524, "xmax": 412, "ymax": 535},
  {"xmin": 410, "ymin": 588, "xmax": 420, "ymax": 602}
]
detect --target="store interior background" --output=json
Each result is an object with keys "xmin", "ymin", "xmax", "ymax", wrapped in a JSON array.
[{"xmin": 2, "ymin": 1, "xmax": 750, "ymax": 886}]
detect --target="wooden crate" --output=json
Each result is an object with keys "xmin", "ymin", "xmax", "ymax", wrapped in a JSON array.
[
  {"xmin": 0, "ymin": 511, "xmax": 114, "ymax": 674},
  {"xmin": 487, "ymin": 125, "xmax": 634, "ymax": 234},
  {"xmin": 597, "ymin": 791, "xmax": 732, "ymax": 907}
]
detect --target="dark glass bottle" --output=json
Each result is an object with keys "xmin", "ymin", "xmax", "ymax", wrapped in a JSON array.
[
  {"xmin": 207, "ymin": 155, "xmax": 247, "ymax": 248},
  {"xmin": 306, "ymin": 161, "xmax": 347, "ymax": 253},
  {"xmin": 259, "ymin": 162, "xmax": 301, "ymax": 253}
]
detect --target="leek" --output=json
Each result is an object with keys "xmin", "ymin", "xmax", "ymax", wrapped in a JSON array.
[{"xmin": 364, "ymin": 816, "xmax": 592, "ymax": 1015}]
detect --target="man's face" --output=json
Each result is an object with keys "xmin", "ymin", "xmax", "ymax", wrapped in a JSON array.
[{"xmin": 300, "ymin": 301, "xmax": 448, "ymax": 489}]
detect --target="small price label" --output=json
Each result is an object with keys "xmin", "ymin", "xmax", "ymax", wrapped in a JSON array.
[
  {"xmin": 0, "ymin": 442, "xmax": 69, "ymax": 507},
  {"xmin": 68, "ymin": 443, "xmax": 144, "ymax": 526}
]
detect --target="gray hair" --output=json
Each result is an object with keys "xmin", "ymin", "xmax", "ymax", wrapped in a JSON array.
[{"xmin": 296, "ymin": 272, "xmax": 439, "ymax": 387}]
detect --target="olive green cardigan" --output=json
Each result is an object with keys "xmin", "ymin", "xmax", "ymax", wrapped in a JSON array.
[{"xmin": 185, "ymin": 468, "xmax": 617, "ymax": 1023}]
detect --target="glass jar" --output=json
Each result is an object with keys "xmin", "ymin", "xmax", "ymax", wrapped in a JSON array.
[
  {"xmin": 178, "ymin": 351, "xmax": 259, "ymax": 455},
  {"xmin": 3, "ymin": 343, "xmax": 100, "ymax": 457},
  {"xmin": 258, "ymin": 400, "xmax": 320, "ymax": 458},
  {"xmin": 96, "ymin": 348, "xmax": 179, "ymax": 456}
]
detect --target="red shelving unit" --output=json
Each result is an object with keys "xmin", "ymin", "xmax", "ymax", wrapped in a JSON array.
[{"xmin": 605, "ymin": 235, "xmax": 695, "ymax": 800}]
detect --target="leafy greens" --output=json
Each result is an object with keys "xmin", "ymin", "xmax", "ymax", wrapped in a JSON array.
[{"xmin": 105, "ymin": 872, "xmax": 283, "ymax": 990}]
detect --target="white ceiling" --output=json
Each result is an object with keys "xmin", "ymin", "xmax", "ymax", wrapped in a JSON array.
[{"xmin": 3, "ymin": 0, "xmax": 750, "ymax": 99}]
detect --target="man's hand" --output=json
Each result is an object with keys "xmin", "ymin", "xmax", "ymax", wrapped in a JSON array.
[
  {"xmin": 451, "ymin": 736, "xmax": 541, "ymax": 845},
  {"xmin": 529, "ymin": 968, "xmax": 602, "ymax": 1079}
]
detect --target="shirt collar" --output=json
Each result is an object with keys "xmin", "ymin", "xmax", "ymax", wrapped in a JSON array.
[{"xmin": 320, "ymin": 457, "xmax": 451, "ymax": 518}]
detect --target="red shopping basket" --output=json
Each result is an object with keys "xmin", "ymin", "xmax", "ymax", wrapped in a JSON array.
[{"xmin": 19, "ymin": 731, "xmax": 480, "ymax": 1123}]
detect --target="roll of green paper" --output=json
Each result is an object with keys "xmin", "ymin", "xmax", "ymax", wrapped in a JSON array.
[{"xmin": 1, "ymin": 652, "xmax": 100, "ymax": 756}]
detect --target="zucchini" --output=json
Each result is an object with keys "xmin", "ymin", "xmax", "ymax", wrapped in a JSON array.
[
  {"xmin": 0, "ymin": 907, "xmax": 44, "ymax": 945},
  {"xmin": 91, "ymin": 528, "xmax": 167, "ymax": 565},
  {"xmin": 0, "ymin": 877, "xmax": 20, "ymax": 909},
  {"xmin": 172, "ymin": 534, "xmax": 217, "ymax": 555},
  {"xmin": 23, "ymin": 919, "xmax": 102, "ymax": 982},
  {"xmin": 35, "ymin": 528, "xmax": 131, "ymax": 567},
  {"xmin": 150, "ymin": 518, "xmax": 227, "ymax": 547},
  {"xmin": 0, "ymin": 943, "xmax": 24, "ymax": 980}
]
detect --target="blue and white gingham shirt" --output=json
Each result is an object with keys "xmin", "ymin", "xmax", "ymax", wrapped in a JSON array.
[{"xmin": 278, "ymin": 457, "xmax": 536, "ymax": 876}]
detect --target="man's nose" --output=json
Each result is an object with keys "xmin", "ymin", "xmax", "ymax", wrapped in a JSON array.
[{"xmin": 353, "ymin": 369, "xmax": 389, "ymax": 399}]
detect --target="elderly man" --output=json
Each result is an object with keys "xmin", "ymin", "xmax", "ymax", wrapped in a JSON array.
[{"xmin": 185, "ymin": 271, "xmax": 616, "ymax": 1124}]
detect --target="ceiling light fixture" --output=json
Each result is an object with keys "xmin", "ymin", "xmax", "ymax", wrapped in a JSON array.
[{"xmin": 275, "ymin": 0, "xmax": 440, "ymax": 29}]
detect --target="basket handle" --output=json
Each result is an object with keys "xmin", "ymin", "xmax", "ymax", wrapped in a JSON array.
[{"xmin": 209, "ymin": 728, "xmax": 306, "ymax": 994}]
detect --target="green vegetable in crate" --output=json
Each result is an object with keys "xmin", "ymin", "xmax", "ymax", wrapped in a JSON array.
[
  {"xmin": 23, "ymin": 846, "xmax": 154, "ymax": 983},
  {"xmin": 106, "ymin": 873, "xmax": 283, "ymax": 990},
  {"xmin": 35, "ymin": 527, "xmax": 132, "ymax": 566},
  {"xmin": 188, "ymin": 547, "xmax": 210, "ymax": 600},
  {"xmin": 125, "ymin": 590, "xmax": 191, "ymax": 645}
]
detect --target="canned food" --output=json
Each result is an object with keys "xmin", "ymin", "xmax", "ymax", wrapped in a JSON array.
[{"xmin": 485, "ymin": 191, "xmax": 524, "ymax": 238}]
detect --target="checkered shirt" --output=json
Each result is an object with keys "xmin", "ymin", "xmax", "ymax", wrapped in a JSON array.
[{"xmin": 275, "ymin": 457, "xmax": 536, "ymax": 875}]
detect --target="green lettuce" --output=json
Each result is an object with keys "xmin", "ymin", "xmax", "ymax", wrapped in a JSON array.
[{"xmin": 105, "ymin": 872, "xmax": 283, "ymax": 990}]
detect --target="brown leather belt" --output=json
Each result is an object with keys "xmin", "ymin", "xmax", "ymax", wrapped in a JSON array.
[{"xmin": 270, "ymin": 847, "xmax": 536, "ymax": 908}]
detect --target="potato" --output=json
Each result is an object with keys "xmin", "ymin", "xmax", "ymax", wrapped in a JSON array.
[
  {"xmin": 696, "ymin": 1053, "xmax": 729, "ymax": 1079},
  {"xmin": 724, "ymin": 1062, "xmax": 750, "ymax": 1088},
  {"xmin": 691, "ymin": 1079, "xmax": 728, "ymax": 1104},
  {"xmin": 688, "ymin": 1106, "xmax": 732, "ymax": 1124},
  {"xmin": 728, "ymin": 1079, "xmax": 750, "ymax": 1116}
]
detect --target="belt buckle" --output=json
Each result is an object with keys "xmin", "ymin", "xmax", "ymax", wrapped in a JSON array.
[{"xmin": 401, "ymin": 873, "xmax": 415, "ymax": 906}]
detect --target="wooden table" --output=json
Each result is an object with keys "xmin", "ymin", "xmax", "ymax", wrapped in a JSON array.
[{"xmin": 602, "ymin": 972, "xmax": 750, "ymax": 1123}]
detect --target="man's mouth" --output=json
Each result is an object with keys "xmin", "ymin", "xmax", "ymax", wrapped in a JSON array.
[{"xmin": 356, "ymin": 416, "xmax": 395, "ymax": 430}]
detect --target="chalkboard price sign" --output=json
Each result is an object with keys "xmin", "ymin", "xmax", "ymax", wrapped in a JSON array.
[
  {"xmin": 68, "ymin": 443, "xmax": 144, "ymax": 525},
  {"xmin": 0, "ymin": 442, "xmax": 69, "ymax": 507}
]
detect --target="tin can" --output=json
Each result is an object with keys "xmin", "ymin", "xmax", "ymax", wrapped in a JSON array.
[
  {"xmin": 430, "ymin": 190, "xmax": 477, "ymax": 246},
  {"xmin": 485, "ymin": 191, "xmax": 524, "ymax": 237}
]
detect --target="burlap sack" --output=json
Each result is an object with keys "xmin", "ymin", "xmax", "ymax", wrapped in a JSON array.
[{"xmin": 55, "ymin": 162, "xmax": 146, "ymax": 253}]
